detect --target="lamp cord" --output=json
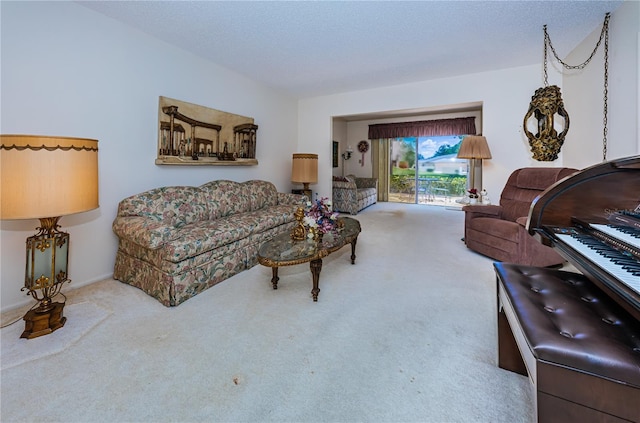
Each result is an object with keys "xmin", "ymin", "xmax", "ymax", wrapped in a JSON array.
[
  {"xmin": 0, "ymin": 292, "xmax": 67, "ymax": 329},
  {"xmin": 543, "ymin": 13, "xmax": 610, "ymax": 161}
]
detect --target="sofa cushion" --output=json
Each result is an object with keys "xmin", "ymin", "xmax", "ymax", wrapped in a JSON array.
[
  {"xmin": 117, "ymin": 186, "xmax": 209, "ymax": 227},
  {"xmin": 243, "ymin": 180, "xmax": 279, "ymax": 211},
  {"xmin": 333, "ymin": 180, "xmax": 357, "ymax": 190},
  {"xmin": 199, "ymin": 180, "xmax": 251, "ymax": 220},
  {"xmin": 236, "ymin": 205, "xmax": 298, "ymax": 234},
  {"xmin": 356, "ymin": 188, "xmax": 376, "ymax": 201},
  {"xmin": 162, "ymin": 203, "xmax": 297, "ymax": 263},
  {"xmin": 164, "ymin": 217, "xmax": 252, "ymax": 263}
]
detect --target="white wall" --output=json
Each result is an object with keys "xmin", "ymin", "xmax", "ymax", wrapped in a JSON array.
[
  {"xmin": 0, "ymin": 2, "xmax": 298, "ymax": 311},
  {"xmin": 300, "ymin": 1, "xmax": 638, "ymax": 204},
  {"xmin": 331, "ymin": 119, "xmax": 347, "ymax": 178},
  {"xmin": 299, "ymin": 65, "xmax": 563, "ymax": 204},
  {"xmin": 563, "ymin": 0, "xmax": 639, "ymax": 169}
]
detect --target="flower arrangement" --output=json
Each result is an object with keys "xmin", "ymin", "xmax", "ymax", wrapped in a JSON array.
[
  {"xmin": 467, "ymin": 188, "xmax": 479, "ymax": 199},
  {"xmin": 304, "ymin": 197, "xmax": 339, "ymax": 236}
]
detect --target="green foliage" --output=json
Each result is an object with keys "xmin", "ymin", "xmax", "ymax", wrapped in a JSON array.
[
  {"xmin": 389, "ymin": 173, "xmax": 467, "ymax": 196},
  {"xmin": 446, "ymin": 175, "xmax": 466, "ymax": 196},
  {"xmin": 432, "ymin": 138, "xmax": 462, "ymax": 158},
  {"xmin": 403, "ymin": 149, "xmax": 416, "ymax": 168},
  {"xmin": 392, "ymin": 167, "xmax": 415, "ymax": 176}
]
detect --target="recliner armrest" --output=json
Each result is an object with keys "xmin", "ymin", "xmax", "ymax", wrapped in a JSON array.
[
  {"xmin": 515, "ymin": 216, "xmax": 528, "ymax": 227},
  {"xmin": 462, "ymin": 204, "xmax": 502, "ymax": 218}
]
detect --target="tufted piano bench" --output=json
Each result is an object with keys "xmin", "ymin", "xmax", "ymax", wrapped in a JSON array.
[{"xmin": 494, "ymin": 262, "xmax": 640, "ymax": 422}]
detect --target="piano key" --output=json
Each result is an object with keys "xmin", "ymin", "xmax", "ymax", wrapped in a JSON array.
[
  {"xmin": 591, "ymin": 224, "xmax": 640, "ymax": 250},
  {"xmin": 556, "ymin": 233, "xmax": 640, "ymax": 294}
]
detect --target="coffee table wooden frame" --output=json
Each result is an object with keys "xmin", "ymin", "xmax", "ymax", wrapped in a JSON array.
[{"xmin": 257, "ymin": 217, "xmax": 361, "ymax": 301}]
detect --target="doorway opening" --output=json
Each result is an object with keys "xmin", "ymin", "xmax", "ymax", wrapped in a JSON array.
[{"xmin": 389, "ymin": 135, "xmax": 468, "ymax": 206}]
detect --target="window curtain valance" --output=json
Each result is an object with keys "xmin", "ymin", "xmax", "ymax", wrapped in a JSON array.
[{"xmin": 368, "ymin": 117, "xmax": 476, "ymax": 139}]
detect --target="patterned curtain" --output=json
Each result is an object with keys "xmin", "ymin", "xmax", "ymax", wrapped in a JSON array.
[{"xmin": 371, "ymin": 138, "xmax": 389, "ymax": 202}]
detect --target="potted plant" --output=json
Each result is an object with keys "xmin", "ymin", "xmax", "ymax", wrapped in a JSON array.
[{"xmin": 304, "ymin": 197, "xmax": 339, "ymax": 241}]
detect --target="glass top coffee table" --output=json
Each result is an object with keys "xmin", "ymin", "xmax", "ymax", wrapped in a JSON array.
[{"xmin": 257, "ymin": 217, "xmax": 361, "ymax": 301}]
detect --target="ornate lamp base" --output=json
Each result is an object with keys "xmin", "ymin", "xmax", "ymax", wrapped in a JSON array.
[{"xmin": 21, "ymin": 302, "xmax": 66, "ymax": 339}]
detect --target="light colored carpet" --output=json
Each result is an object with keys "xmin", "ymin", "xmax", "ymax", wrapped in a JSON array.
[
  {"xmin": 0, "ymin": 202, "xmax": 534, "ymax": 422},
  {"xmin": 1, "ymin": 301, "xmax": 111, "ymax": 371}
]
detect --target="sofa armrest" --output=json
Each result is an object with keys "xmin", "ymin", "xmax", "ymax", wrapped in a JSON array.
[
  {"xmin": 278, "ymin": 192, "xmax": 308, "ymax": 206},
  {"xmin": 355, "ymin": 178, "xmax": 378, "ymax": 189},
  {"xmin": 112, "ymin": 216, "xmax": 181, "ymax": 249}
]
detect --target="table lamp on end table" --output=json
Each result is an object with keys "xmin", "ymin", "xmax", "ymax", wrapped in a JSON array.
[
  {"xmin": 291, "ymin": 153, "xmax": 318, "ymax": 200},
  {"xmin": 0, "ymin": 134, "xmax": 99, "ymax": 339}
]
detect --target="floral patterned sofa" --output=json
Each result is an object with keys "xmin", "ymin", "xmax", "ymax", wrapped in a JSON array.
[
  {"xmin": 112, "ymin": 180, "xmax": 306, "ymax": 306},
  {"xmin": 332, "ymin": 175, "xmax": 378, "ymax": 215}
]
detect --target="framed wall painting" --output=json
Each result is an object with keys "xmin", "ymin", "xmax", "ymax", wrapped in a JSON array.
[
  {"xmin": 156, "ymin": 96, "xmax": 258, "ymax": 166},
  {"xmin": 332, "ymin": 141, "xmax": 339, "ymax": 168}
]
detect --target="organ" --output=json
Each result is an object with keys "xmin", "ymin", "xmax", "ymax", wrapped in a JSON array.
[
  {"xmin": 495, "ymin": 155, "xmax": 640, "ymax": 422},
  {"xmin": 528, "ymin": 155, "xmax": 640, "ymax": 321}
]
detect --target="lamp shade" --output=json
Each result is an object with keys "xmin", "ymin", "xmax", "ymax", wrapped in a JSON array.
[
  {"xmin": 291, "ymin": 153, "xmax": 318, "ymax": 184},
  {"xmin": 0, "ymin": 135, "xmax": 99, "ymax": 220},
  {"xmin": 457, "ymin": 135, "xmax": 492, "ymax": 159}
]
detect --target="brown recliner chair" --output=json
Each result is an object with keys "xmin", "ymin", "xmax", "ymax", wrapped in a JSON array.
[{"xmin": 463, "ymin": 167, "xmax": 578, "ymax": 267}]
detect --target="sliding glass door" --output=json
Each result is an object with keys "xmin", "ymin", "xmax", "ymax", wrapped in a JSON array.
[
  {"xmin": 389, "ymin": 138, "xmax": 417, "ymax": 203},
  {"xmin": 389, "ymin": 136, "xmax": 468, "ymax": 205}
]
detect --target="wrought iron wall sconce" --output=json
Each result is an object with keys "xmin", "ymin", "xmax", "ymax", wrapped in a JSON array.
[
  {"xmin": 341, "ymin": 146, "xmax": 353, "ymax": 161},
  {"xmin": 341, "ymin": 146, "xmax": 353, "ymax": 177},
  {"xmin": 523, "ymin": 85, "xmax": 570, "ymax": 162},
  {"xmin": 524, "ymin": 13, "xmax": 609, "ymax": 162}
]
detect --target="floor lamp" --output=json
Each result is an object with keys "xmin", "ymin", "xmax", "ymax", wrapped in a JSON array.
[
  {"xmin": 0, "ymin": 135, "xmax": 99, "ymax": 339},
  {"xmin": 456, "ymin": 135, "xmax": 492, "ymax": 192}
]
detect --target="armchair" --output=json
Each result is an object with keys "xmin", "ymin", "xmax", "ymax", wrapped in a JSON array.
[{"xmin": 463, "ymin": 167, "xmax": 577, "ymax": 267}]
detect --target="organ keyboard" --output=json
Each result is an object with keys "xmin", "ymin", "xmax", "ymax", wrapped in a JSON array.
[
  {"xmin": 528, "ymin": 155, "xmax": 640, "ymax": 321},
  {"xmin": 592, "ymin": 222, "xmax": 640, "ymax": 250},
  {"xmin": 554, "ymin": 230, "xmax": 640, "ymax": 293}
]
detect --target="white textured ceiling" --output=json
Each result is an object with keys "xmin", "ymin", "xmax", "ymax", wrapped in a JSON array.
[{"xmin": 78, "ymin": 1, "xmax": 622, "ymax": 99}]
